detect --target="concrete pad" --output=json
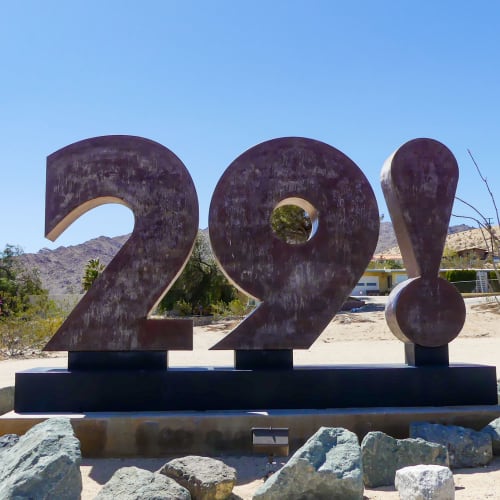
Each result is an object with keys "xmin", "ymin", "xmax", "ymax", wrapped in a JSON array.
[{"xmin": 1, "ymin": 406, "xmax": 499, "ymax": 458}]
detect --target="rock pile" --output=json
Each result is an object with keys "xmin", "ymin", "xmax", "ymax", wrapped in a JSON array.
[
  {"xmin": 251, "ymin": 418, "xmax": 500, "ymax": 498},
  {"xmin": 97, "ymin": 456, "xmax": 236, "ymax": 500},
  {"xmin": 361, "ymin": 431, "xmax": 449, "ymax": 487},
  {"xmin": 2, "ymin": 417, "xmax": 500, "ymax": 498},
  {"xmin": 410, "ymin": 422, "xmax": 493, "ymax": 468}
]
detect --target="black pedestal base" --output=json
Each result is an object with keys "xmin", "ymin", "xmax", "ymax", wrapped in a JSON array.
[
  {"xmin": 68, "ymin": 351, "xmax": 167, "ymax": 370},
  {"xmin": 234, "ymin": 350, "xmax": 293, "ymax": 370},
  {"xmin": 405, "ymin": 344, "xmax": 450, "ymax": 366},
  {"xmin": 14, "ymin": 363, "xmax": 497, "ymax": 413}
]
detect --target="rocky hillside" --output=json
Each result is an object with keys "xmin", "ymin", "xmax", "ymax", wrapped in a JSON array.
[
  {"xmin": 384, "ymin": 225, "xmax": 498, "ymax": 259},
  {"xmin": 446, "ymin": 225, "xmax": 499, "ymax": 251},
  {"xmin": 19, "ymin": 235, "xmax": 130, "ymax": 295},
  {"xmin": 373, "ymin": 222, "xmax": 474, "ymax": 255},
  {"xmin": 18, "ymin": 223, "xmax": 475, "ymax": 295},
  {"xmin": 375, "ymin": 222, "xmax": 398, "ymax": 254}
]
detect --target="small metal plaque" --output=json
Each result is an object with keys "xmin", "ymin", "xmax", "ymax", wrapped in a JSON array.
[{"xmin": 252, "ymin": 427, "xmax": 289, "ymax": 456}]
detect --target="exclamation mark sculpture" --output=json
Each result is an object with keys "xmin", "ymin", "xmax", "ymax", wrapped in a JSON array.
[{"xmin": 381, "ymin": 138, "xmax": 466, "ymax": 366}]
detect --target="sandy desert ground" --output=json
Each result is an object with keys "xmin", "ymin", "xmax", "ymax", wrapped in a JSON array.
[
  {"xmin": 78, "ymin": 455, "xmax": 500, "ymax": 499},
  {"xmin": 2, "ymin": 295, "xmax": 500, "ymax": 498}
]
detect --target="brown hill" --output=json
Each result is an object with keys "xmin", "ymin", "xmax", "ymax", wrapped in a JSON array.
[
  {"xmin": 375, "ymin": 222, "xmax": 398, "ymax": 254},
  {"xmin": 19, "ymin": 235, "xmax": 129, "ymax": 295},
  {"xmin": 384, "ymin": 225, "xmax": 498, "ymax": 259}
]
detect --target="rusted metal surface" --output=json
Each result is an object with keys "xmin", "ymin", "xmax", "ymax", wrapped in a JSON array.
[
  {"xmin": 44, "ymin": 135, "xmax": 198, "ymax": 351},
  {"xmin": 381, "ymin": 138, "xmax": 465, "ymax": 347},
  {"xmin": 209, "ymin": 137, "xmax": 379, "ymax": 350},
  {"xmin": 385, "ymin": 276, "xmax": 466, "ymax": 347}
]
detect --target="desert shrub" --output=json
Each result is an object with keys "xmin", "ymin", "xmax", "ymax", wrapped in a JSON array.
[
  {"xmin": 0, "ymin": 314, "xmax": 64, "ymax": 357},
  {"xmin": 158, "ymin": 232, "xmax": 238, "ymax": 315},
  {"xmin": 0, "ymin": 245, "xmax": 46, "ymax": 318},
  {"xmin": 206, "ymin": 298, "xmax": 254, "ymax": 319},
  {"xmin": 210, "ymin": 301, "xmax": 229, "ymax": 318},
  {"xmin": 228, "ymin": 298, "xmax": 251, "ymax": 316},
  {"xmin": 0, "ymin": 245, "xmax": 66, "ymax": 356},
  {"xmin": 172, "ymin": 299, "xmax": 193, "ymax": 316}
]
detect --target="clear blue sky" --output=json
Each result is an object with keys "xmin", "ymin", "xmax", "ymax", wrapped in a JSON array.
[{"xmin": 1, "ymin": 1, "xmax": 499, "ymax": 253}]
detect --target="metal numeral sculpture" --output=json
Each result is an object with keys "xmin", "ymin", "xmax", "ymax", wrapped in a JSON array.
[
  {"xmin": 44, "ymin": 136, "xmax": 198, "ymax": 351},
  {"xmin": 382, "ymin": 139, "xmax": 466, "ymax": 352},
  {"xmin": 209, "ymin": 137, "xmax": 379, "ymax": 350}
]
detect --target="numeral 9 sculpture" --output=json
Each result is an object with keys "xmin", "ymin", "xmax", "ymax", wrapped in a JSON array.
[{"xmin": 209, "ymin": 137, "xmax": 379, "ymax": 349}]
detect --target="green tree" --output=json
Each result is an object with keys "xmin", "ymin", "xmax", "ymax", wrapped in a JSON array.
[
  {"xmin": 444, "ymin": 269, "xmax": 477, "ymax": 293},
  {"xmin": 0, "ymin": 245, "xmax": 45, "ymax": 318},
  {"xmin": 82, "ymin": 258, "xmax": 105, "ymax": 292},
  {"xmin": 158, "ymin": 232, "xmax": 237, "ymax": 315},
  {"xmin": 270, "ymin": 205, "xmax": 312, "ymax": 244},
  {"xmin": 0, "ymin": 245, "xmax": 63, "ymax": 356}
]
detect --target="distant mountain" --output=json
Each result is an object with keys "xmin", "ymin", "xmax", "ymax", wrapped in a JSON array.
[
  {"xmin": 17, "ymin": 223, "xmax": 476, "ymax": 295},
  {"xmin": 375, "ymin": 222, "xmax": 398, "ymax": 255},
  {"xmin": 19, "ymin": 235, "xmax": 129, "ymax": 295},
  {"xmin": 448, "ymin": 224, "xmax": 474, "ymax": 235}
]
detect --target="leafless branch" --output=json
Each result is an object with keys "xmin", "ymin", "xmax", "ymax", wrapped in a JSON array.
[
  {"xmin": 453, "ymin": 152, "xmax": 500, "ymax": 301},
  {"xmin": 455, "ymin": 196, "xmax": 490, "ymax": 225},
  {"xmin": 467, "ymin": 149, "xmax": 500, "ymax": 227}
]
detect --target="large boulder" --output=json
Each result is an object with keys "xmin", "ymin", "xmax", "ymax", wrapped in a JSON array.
[
  {"xmin": 252, "ymin": 426, "xmax": 363, "ymax": 500},
  {"xmin": 410, "ymin": 422, "xmax": 492, "ymax": 468},
  {"xmin": 395, "ymin": 464, "xmax": 455, "ymax": 500},
  {"xmin": 0, "ymin": 417, "xmax": 82, "ymax": 499},
  {"xmin": 361, "ymin": 431, "xmax": 449, "ymax": 487},
  {"xmin": 0, "ymin": 433, "xmax": 19, "ymax": 456},
  {"xmin": 95, "ymin": 466, "xmax": 191, "ymax": 500},
  {"xmin": 159, "ymin": 455, "xmax": 236, "ymax": 500},
  {"xmin": 0, "ymin": 386, "xmax": 14, "ymax": 415},
  {"xmin": 482, "ymin": 417, "xmax": 500, "ymax": 455}
]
